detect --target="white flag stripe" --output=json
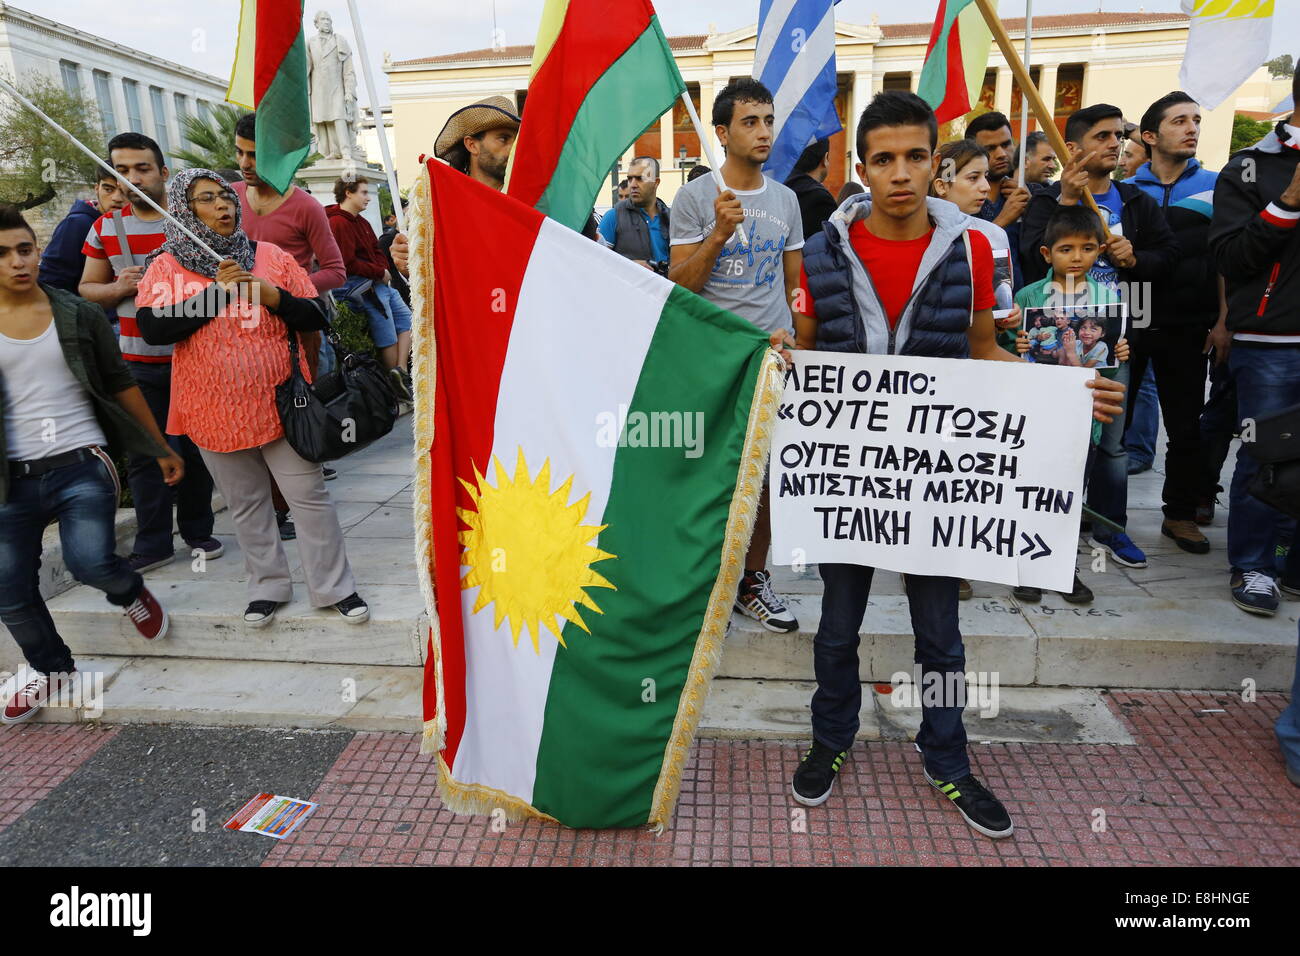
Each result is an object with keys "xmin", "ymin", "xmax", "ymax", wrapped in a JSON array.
[
  {"xmin": 451, "ymin": 220, "xmax": 670, "ymax": 801},
  {"xmin": 753, "ymin": 0, "xmax": 801, "ymax": 76},
  {"xmin": 1178, "ymin": 0, "xmax": 1274, "ymax": 111},
  {"xmin": 771, "ymin": 5, "xmax": 838, "ymax": 136}
]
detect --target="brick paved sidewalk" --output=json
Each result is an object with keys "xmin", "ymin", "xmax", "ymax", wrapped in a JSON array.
[{"xmin": 3, "ymin": 689, "xmax": 1295, "ymax": 866}]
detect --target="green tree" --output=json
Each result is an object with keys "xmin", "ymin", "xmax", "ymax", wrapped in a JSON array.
[
  {"xmin": 1265, "ymin": 54, "xmax": 1294, "ymax": 78},
  {"xmin": 1231, "ymin": 113, "xmax": 1275, "ymax": 154},
  {"xmin": 172, "ymin": 102, "xmax": 244, "ymax": 172},
  {"xmin": 173, "ymin": 102, "xmax": 322, "ymax": 184},
  {"xmin": 0, "ymin": 76, "xmax": 104, "ymax": 210}
]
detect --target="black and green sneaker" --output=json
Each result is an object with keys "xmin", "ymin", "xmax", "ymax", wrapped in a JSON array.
[
  {"xmin": 923, "ymin": 768, "xmax": 1014, "ymax": 839},
  {"xmin": 792, "ymin": 741, "xmax": 848, "ymax": 807}
]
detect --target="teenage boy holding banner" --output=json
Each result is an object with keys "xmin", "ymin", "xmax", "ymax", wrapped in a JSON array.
[{"xmin": 787, "ymin": 91, "xmax": 1125, "ymax": 839}]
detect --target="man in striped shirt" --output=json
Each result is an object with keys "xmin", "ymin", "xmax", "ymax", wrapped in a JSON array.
[{"xmin": 78, "ymin": 132, "xmax": 219, "ymax": 573}]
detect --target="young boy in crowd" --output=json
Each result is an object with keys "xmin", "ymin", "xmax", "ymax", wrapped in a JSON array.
[
  {"xmin": 0, "ymin": 206, "xmax": 182, "ymax": 724},
  {"xmin": 1008, "ymin": 204, "xmax": 1130, "ymax": 603}
]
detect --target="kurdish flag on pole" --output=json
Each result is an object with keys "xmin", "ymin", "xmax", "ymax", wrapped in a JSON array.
[
  {"xmin": 407, "ymin": 159, "xmax": 782, "ymax": 829},
  {"xmin": 917, "ymin": 0, "xmax": 998, "ymax": 124},
  {"xmin": 1179, "ymin": 0, "xmax": 1275, "ymax": 111},
  {"xmin": 505, "ymin": 0, "xmax": 685, "ymax": 233},
  {"xmin": 227, "ymin": 0, "xmax": 311, "ymax": 194}
]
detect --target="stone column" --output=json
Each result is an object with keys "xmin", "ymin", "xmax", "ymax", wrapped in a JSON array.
[
  {"xmin": 659, "ymin": 108, "xmax": 676, "ymax": 171},
  {"xmin": 995, "ymin": 67, "xmax": 1013, "ymax": 116},
  {"xmin": 1038, "ymin": 64, "xmax": 1059, "ymax": 131},
  {"xmin": 697, "ymin": 81, "xmax": 718, "ymax": 164}
]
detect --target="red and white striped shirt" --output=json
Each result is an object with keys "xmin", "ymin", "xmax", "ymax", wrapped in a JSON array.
[{"xmin": 82, "ymin": 204, "xmax": 170, "ymax": 363}]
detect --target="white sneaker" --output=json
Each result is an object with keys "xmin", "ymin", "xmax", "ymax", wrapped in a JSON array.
[{"xmin": 734, "ymin": 570, "xmax": 798, "ymax": 632}]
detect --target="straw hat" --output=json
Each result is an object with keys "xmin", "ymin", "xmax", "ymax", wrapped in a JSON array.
[{"xmin": 434, "ymin": 96, "xmax": 522, "ymax": 160}]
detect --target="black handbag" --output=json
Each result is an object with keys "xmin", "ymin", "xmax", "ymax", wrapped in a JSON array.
[
  {"xmin": 1245, "ymin": 401, "xmax": 1300, "ymax": 520},
  {"xmin": 275, "ymin": 324, "xmax": 400, "ymax": 463}
]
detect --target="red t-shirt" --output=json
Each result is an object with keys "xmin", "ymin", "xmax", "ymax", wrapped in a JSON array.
[{"xmin": 797, "ymin": 222, "xmax": 995, "ymax": 329}]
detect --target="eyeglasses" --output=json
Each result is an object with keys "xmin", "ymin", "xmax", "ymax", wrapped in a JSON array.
[{"xmin": 189, "ymin": 189, "xmax": 238, "ymax": 207}]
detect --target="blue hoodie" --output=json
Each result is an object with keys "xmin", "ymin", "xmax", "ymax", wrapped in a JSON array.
[
  {"xmin": 38, "ymin": 199, "xmax": 100, "ymax": 294},
  {"xmin": 1124, "ymin": 157, "xmax": 1218, "ymax": 329}
]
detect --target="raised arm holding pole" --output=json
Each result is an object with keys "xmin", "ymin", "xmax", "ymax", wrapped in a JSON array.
[
  {"xmin": 679, "ymin": 90, "xmax": 748, "ymax": 246},
  {"xmin": 0, "ymin": 74, "xmax": 224, "ymax": 262},
  {"xmin": 972, "ymin": 0, "xmax": 1111, "ymax": 237}
]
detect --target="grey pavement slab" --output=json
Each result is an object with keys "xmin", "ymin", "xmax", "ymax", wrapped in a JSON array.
[{"xmin": 0, "ymin": 725, "xmax": 353, "ymax": 866}]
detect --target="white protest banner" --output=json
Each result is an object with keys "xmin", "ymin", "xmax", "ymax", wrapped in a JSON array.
[{"xmin": 770, "ymin": 352, "xmax": 1093, "ymax": 592}]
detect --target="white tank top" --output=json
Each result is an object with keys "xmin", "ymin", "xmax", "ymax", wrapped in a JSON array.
[{"xmin": 0, "ymin": 320, "xmax": 108, "ymax": 460}]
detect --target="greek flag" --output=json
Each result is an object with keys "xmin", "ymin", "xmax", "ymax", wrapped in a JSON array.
[{"xmin": 753, "ymin": 0, "xmax": 843, "ymax": 183}]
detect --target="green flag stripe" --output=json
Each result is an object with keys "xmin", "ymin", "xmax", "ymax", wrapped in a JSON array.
[
  {"xmin": 254, "ymin": 32, "xmax": 311, "ymax": 195},
  {"xmin": 530, "ymin": 286, "xmax": 768, "ymax": 827},
  {"xmin": 916, "ymin": 0, "xmax": 973, "ymax": 109},
  {"xmin": 536, "ymin": 18, "xmax": 685, "ymax": 232}
]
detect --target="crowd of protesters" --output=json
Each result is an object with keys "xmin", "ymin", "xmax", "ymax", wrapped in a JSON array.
[{"xmin": 4, "ymin": 67, "xmax": 1299, "ymax": 837}]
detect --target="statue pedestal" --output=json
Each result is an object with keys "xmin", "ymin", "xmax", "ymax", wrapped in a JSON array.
[{"xmin": 297, "ymin": 157, "xmax": 388, "ymax": 236}]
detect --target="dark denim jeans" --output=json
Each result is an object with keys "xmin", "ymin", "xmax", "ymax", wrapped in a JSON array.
[
  {"xmin": 1228, "ymin": 345, "xmax": 1300, "ymax": 575},
  {"xmin": 813, "ymin": 564, "xmax": 969, "ymax": 779},
  {"xmin": 1277, "ymin": 621, "xmax": 1300, "ymax": 774},
  {"xmin": 0, "ymin": 454, "xmax": 143, "ymax": 674},
  {"xmin": 1087, "ymin": 362, "xmax": 1131, "ymax": 530},
  {"xmin": 1124, "ymin": 365, "xmax": 1159, "ymax": 467},
  {"xmin": 1200, "ymin": 359, "xmax": 1237, "ymax": 497},
  {"xmin": 125, "ymin": 361, "xmax": 214, "ymax": 558}
]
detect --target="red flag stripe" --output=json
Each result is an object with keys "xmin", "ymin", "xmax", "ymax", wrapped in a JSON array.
[
  {"xmin": 507, "ymin": 0, "xmax": 654, "ymax": 209},
  {"xmin": 253, "ymin": 0, "xmax": 306, "ymax": 101},
  {"xmin": 424, "ymin": 160, "xmax": 546, "ymax": 766}
]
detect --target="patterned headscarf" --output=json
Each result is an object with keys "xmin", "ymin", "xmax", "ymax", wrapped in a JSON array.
[{"xmin": 146, "ymin": 167, "xmax": 255, "ymax": 279}]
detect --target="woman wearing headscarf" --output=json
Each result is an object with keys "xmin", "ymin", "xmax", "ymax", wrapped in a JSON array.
[{"xmin": 136, "ymin": 168, "xmax": 369, "ymax": 628}]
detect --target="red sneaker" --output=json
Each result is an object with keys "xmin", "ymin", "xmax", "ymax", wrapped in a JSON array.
[
  {"xmin": 124, "ymin": 587, "xmax": 169, "ymax": 640},
  {"xmin": 2, "ymin": 671, "xmax": 73, "ymax": 725}
]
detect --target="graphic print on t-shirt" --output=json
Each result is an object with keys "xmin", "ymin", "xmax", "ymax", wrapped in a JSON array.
[
  {"xmin": 1089, "ymin": 185, "xmax": 1124, "ymax": 294},
  {"xmin": 668, "ymin": 175, "xmax": 805, "ymax": 335}
]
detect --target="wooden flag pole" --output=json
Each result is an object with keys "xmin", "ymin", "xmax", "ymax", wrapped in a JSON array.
[{"xmin": 971, "ymin": 0, "xmax": 1111, "ymax": 236}]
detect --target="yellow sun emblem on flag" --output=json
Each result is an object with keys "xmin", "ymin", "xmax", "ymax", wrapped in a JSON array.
[{"xmin": 457, "ymin": 448, "xmax": 617, "ymax": 654}]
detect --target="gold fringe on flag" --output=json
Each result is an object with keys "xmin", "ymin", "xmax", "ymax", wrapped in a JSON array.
[{"xmin": 407, "ymin": 163, "xmax": 446, "ymax": 757}]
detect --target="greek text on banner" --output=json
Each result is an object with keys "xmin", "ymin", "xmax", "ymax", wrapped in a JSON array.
[{"xmin": 770, "ymin": 353, "xmax": 1094, "ymax": 592}]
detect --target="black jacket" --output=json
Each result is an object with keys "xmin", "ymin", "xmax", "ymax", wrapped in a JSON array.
[
  {"xmin": 1209, "ymin": 121, "xmax": 1300, "ymax": 339},
  {"xmin": 784, "ymin": 173, "xmax": 837, "ymax": 244},
  {"xmin": 1019, "ymin": 181, "xmax": 1181, "ymax": 319}
]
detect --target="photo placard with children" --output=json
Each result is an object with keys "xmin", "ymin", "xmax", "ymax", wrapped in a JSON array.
[{"xmin": 1021, "ymin": 302, "xmax": 1127, "ymax": 369}]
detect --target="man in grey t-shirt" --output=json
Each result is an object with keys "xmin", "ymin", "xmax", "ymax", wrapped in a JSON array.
[
  {"xmin": 670, "ymin": 173, "xmax": 804, "ymax": 333},
  {"xmin": 669, "ymin": 77, "xmax": 804, "ymax": 635}
]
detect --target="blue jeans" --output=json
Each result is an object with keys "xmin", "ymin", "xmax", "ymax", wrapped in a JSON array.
[
  {"xmin": 1124, "ymin": 365, "xmax": 1159, "ymax": 467},
  {"xmin": 813, "ymin": 564, "xmax": 969, "ymax": 780},
  {"xmin": 125, "ymin": 361, "xmax": 214, "ymax": 558},
  {"xmin": 1227, "ymin": 345, "xmax": 1300, "ymax": 575},
  {"xmin": 1087, "ymin": 362, "xmax": 1131, "ymax": 531},
  {"xmin": 340, "ymin": 277, "xmax": 411, "ymax": 349},
  {"xmin": 0, "ymin": 454, "xmax": 143, "ymax": 674},
  {"xmin": 1278, "ymin": 622, "xmax": 1300, "ymax": 773}
]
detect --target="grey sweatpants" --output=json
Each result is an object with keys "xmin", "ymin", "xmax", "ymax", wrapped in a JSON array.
[{"xmin": 199, "ymin": 437, "xmax": 356, "ymax": 607}]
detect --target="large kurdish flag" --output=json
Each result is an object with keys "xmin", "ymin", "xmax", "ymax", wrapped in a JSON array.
[
  {"xmin": 407, "ymin": 160, "xmax": 782, "ymax": 829},
  {"xmin": 917, "ymin": 0, "xmax": 998, "ymax": 124},
  {"xmin": 227, "ymin": 0, "xmax": 311, "ymax": 194},
  {"xmin": 505, "ymin": 0, "xmax": 685, "ymax": 233}
]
